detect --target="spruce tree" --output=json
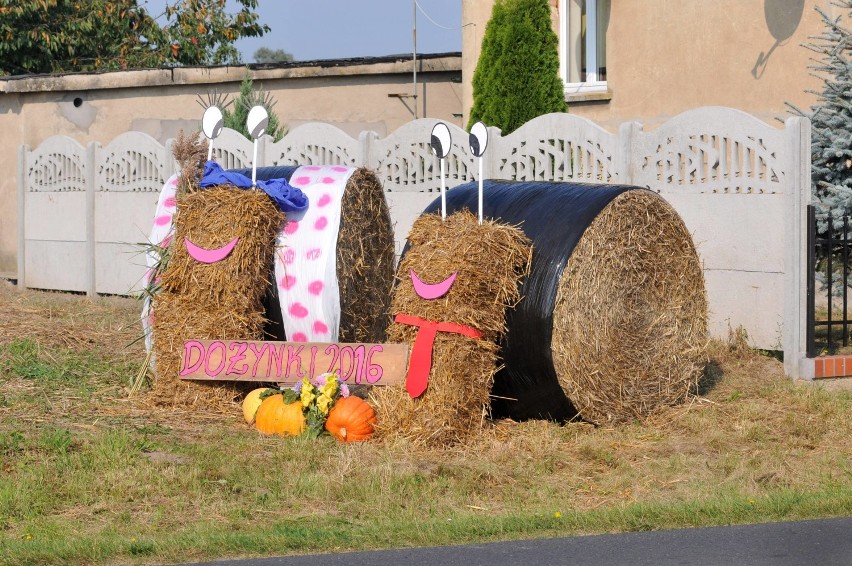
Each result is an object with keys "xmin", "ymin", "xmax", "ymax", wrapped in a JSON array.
[
  {"xmin": 794, "ymin": 1, "xmax": 852, "ymax": 215},
  {"xmin": 223, "ymin": 70, "xmax": 286, "ymax": 142},
  {"xmin": 468, "ymin": 0, "xmax": 567, "ymax": 134}
]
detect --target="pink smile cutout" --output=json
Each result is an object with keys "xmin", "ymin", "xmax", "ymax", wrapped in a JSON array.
[
  {"xmin": 185, "ymin": 236, "xmax": 239, "ymax": 264},
  {"xmin": 410, "ymin": 269, "xmax": 457, "ymax": 300}
]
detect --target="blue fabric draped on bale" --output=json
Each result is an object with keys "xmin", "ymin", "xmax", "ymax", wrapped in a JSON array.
[{"xmin": 198, "ymin": 161, "xmax": 309, "ymax": 214}]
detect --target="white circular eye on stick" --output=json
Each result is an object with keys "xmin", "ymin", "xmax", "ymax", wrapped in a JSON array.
[
  {"xmin": 430, "ymin": 122, "xmax": 452, "ymax": 220},
  {"xmin": 202, "ymin": 106, "xmax": 224, "ymax": 139},
  {"xmin": 469, "ymin": 121, "xmax": 489, "ymax": 224},
  {"xmin": 202, "ymin": 106, "xmax": 224, "ymax": 161},
  {"xmin": 247, "ymin": 106, "xmax": 269, "ymax": 186},
  {"xmin": 247, "ymin": 105, "xmax": 269, "ymax": 140},
  {"xmin": 430, "ymin": 122, "xmax": 452, "ymax": 159},
  {"xmin": 469, "ymin": 121, "xmax": 488, "ymax": 158}
]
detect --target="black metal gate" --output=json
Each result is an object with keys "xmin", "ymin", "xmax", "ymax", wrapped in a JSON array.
[{"xmin": 807, "ymin": 205, "xmax": 852, "ymax": 356}]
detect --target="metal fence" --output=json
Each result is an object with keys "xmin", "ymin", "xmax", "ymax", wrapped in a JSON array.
[{"xmin": 807, "ymin": 205, "xmax": 852, "ymax": 356}]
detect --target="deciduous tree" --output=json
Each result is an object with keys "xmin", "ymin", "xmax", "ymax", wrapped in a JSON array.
[
  {"xmin": 253, "ymin": 47, "xmax": 294, "ymax": 64},
  {"xmin": 0, "ymin": 0, "xmax": 269, "ymax": 75}
]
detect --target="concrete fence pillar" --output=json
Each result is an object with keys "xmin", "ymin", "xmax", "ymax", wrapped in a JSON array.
[
  {"xmin": 359, "ymin": 130, "xmax": 378, "ymax": 169},
  {"xmin": 617, "ymin": 121, "xmax": 642, "ymax": 185},
  {"xmin": 784, "ymin": 116, "xmax": 813, "ymax": 380},
  {"xmin": 483, "ymin": 126, "xmax": 501, "ymax": 180},
  {"xmin": 16, "ymin": 145, "xmax": 27, "ymax": 289},
  {"xmin": 85, "ymin": 142, "xmax": 97, "ymax": 297}
]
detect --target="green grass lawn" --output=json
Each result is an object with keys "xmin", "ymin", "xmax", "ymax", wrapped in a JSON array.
[{"xmin": 1, "ymin": 284, "xmax": 851, "ymax": 565}]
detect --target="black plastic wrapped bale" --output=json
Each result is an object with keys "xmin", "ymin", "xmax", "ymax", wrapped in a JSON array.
[
  {"xmin": 419, "ymin": 180, "xmax": 708, "ymax": 425},
  {"xmin": 229, "ymin": 166, "xmax": 395, "ymax": 344}
]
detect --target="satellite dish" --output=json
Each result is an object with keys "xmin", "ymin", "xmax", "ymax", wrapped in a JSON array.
[
  {"xmin": 201, "ymin": 106, "xmax": 224, "ymax": 140},
  {"xmin": 430, "ymin": 122, "xmax": 452, "ymax": 159},
  {"xmin": 247, "ymin": 106, "xmax": 269, "ymax": 140},
  {"xmin": 469, "ymin": 121, "xmax": 488, "ymax": 157}
]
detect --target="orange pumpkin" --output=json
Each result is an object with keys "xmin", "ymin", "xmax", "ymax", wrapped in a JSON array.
[
  {"xmin": 325, "ymin": 396, "xmax": 377, "ymax": 442},
  {"xmin": 254, "ymin": 394, "xmax": 306, "ymax": 436}
]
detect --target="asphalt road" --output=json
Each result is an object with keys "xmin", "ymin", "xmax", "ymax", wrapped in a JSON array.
[{"xmin": 186, "ymin": 516, "xmax": 852, "ymax": 566}]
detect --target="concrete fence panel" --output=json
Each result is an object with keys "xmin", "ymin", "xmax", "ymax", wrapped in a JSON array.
[
  {"xmin": 94, "ymin": 132, "xmax": 169, "ymax": 295},
  {"xmin": 490, "ymin": 112, "xmax": 619, "ymax": 183},
  {"xmin": 630, "ymin": 107, "xmax": 793, "ymax": 354},
  {"xmin": 267, "ymin": 122, "xmax": 359, "ymax": 167},
  {"xmin": 19, "ymin": 136, "xmax": 90, "ymax": 293}
]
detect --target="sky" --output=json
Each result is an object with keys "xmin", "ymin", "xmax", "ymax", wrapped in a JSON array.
[{"xmin": 140, "ymin": 0, "xmax": 463, "ymax": 63}]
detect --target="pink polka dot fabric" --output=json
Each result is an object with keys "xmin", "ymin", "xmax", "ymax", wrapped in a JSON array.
[
  {"xmin": 275, "ymin": 165, "xmax": 354, "ymax": 343},
  {"xmin": 141, "ymin": 174, "xmax": 179, "ymax": 354}
]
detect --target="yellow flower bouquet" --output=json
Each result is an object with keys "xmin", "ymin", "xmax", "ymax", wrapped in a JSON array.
[{"xmin": 293, "ymin": 372, "xmax": 350, "ymax": 438}]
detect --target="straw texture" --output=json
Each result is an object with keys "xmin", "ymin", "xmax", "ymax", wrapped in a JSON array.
[
  {"xmin": 151, "ymin": 186, "xmax": 284, "ymax": 407},
  {"xmin": 551, "ymin": 190, "xmax": 708, "ymax": 424},
  {"xmin": 336, "ymin": 167, "xmax": 396, "ymax": 343},
  {"xmin": 371, "ymin": 210, "xmax": 532, "ymax": 446}
]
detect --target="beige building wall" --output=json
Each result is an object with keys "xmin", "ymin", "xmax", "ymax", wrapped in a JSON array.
[
  {"xmin": 463, "ymin": 0, "xmax": 832, "ymax": 130},
  {"xmin": 0, "ymin": 55, "xmax": 462, "ymax": 274}
]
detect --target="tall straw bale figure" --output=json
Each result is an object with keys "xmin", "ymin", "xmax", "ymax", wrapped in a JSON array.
[
  {"xmin": 371, "ymin": 211, "xmax": 531, "ymax": 446},
  {"xmin": 371, "ymin": 123, "xmax": 532, "ymax": 446},
  {"xmin": 148, "ymin": 129, "xmax": 305, "ymax": 406}
]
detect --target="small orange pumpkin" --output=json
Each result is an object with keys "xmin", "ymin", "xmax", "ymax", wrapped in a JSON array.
[
  {"xmin": 242, "ymin": 387, "xmax": 274, "ymax": 424},
  {"xmin": 325, "ymin": 396, "xmax": 377, "ymax": 442},
  {"xmin": 254, "ymin": 394, "xmax": 306, "ymax": 436}
]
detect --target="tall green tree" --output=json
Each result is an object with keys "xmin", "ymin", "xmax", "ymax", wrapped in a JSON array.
[
  {"xmin": 468, "ymin": 0, "xmax": 567, "ymax": 134},
  {"xmin": 0, "ymin": 0, "xmax": 269, "ymax": 76},
  {"xmin": 222, "ymin": 70, "xmax": 285, "ymax": 142}
]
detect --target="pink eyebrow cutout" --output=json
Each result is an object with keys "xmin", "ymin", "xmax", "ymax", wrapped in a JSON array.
[
  {"xmin": 184, "ymin": 236, "xmax": 240, "ymax": 264},
  {"xmin": 410, "ymin": 269, "xmax": 458, "ymax": 300}
]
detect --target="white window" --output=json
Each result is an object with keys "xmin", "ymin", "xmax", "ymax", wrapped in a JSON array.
[{"xmin": 559, "ymin": 0, "xmax": 610, "ymax": 95}]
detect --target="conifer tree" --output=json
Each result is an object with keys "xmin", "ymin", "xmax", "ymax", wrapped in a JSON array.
[
  {"xmin": 468, "ymin": 0, "xmax": 567, "ymax": 134},
  {"xmin": 793, "ymin": 1, "xmax": 852, "ymax": 214},
  {"xmin": 223, "ymin": 70, "xmax": 285, "ymax": 142}
]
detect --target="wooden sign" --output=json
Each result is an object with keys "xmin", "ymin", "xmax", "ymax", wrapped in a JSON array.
[{"xmin": 179, "ymin": 340, "xmax": 409, "ymax": 385}]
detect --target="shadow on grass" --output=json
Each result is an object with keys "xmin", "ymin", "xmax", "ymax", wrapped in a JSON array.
[{"xmin": 697, "ymin": 359, "xmax": 724, "ymax": 397}]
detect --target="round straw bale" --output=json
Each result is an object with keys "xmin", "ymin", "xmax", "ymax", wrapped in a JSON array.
[
  {"xmin": 422, "ymin": 181, "xmax": 708, "ymax": 425},
  {"xmin": 230, "ymin": 166, "xmax": 395, "ymax": 343},
  {"xmin": 551, "ymin": 190, "xmax": 707, "ymax": 424}
]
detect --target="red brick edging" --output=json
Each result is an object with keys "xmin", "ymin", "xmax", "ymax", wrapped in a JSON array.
[{"xmin": 814, "ymin": 355, "xmax": 852, "ymax": 379}]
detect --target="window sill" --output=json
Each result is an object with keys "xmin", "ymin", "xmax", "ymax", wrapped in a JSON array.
[{"xmin": 564, "ymin": 89, "xmax": 612, "ymax": 103}]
